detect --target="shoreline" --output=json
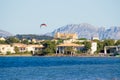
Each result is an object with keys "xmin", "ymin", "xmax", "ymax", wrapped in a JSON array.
[
  {"xmin": 0, "ymin": 54, "xmax": 32, "ymax": 57},
  {"xmin": 0, "ymin": 54, "xmax": 119, "ymax": 57}
]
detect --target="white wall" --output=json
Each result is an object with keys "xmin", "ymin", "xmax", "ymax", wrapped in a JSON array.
[
  {"xmin": 91, "ymin": 42, "xmax": 97, "ymax": 54},
  {"xmin": 0, "ymin": 45, "xmax": 15, "ymax": 54}
]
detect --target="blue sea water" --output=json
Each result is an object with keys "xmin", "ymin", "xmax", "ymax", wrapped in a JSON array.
[{"xmin": 0, "ymin": 57, "xmax": 120, "ymax": 80}]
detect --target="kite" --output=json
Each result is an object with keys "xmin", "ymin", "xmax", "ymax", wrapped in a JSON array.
[{"xmin": 40, "ymin": 23, "xmax": 47, "ymax": 27}]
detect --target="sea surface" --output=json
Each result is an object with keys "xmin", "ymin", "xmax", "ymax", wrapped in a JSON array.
[{"xmin": 0, "ymin": 57, "xmax": 120, "ymax": 80}]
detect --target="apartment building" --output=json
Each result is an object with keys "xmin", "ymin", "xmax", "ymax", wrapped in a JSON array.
[{"xmin": 54, "ymin": 32, "xmax": 78, "ymax": 39}]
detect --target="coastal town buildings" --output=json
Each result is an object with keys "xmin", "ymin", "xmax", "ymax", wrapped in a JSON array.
[
  {"xmin": 0, "ymin": 32, "xmax": 99, "ymax": 55},
  {"xmin": 0, "ymin": 44, "xmax": 15, "ymax": 54},
  {"xmin": 26, "ymin": 44, "xmax": 44, "ymax": 54},
  {"xmin": 56, "ymin": 42, "xmax": 84, "ymax": 55},
  {"xmin": 12, "ymin": 43, "xmax": 27, "ymax": 52},
  {"xmin": 55, "ymin": 32, "xmax": 97, "ymax": 54},
  {"xmin": 56, "ymin": 41, "xmax": 97, "ymax": 55},
  {"xmin": 54, "ymin": 32, "xmax": 78, "ymax": 39},
  {"xmin": 0, "ymin": 43, "xmax": 44, "ymax": 55}
]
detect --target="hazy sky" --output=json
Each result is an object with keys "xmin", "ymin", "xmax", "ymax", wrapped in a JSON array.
[{"xmin": 0, "ymin": 0, "xmax": 120, "ymax": 35}]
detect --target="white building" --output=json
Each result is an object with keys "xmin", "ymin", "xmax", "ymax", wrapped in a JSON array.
[
  {"xmin": 0, "ymin": 43, "xmax": 44, "ymax": 55},
  {"xmin": 0, "ymin": 37, "xmax": 5, "ymax": 41},
  {"xmin": 56, "ymin": 43, "xmax": 84, "ymax": 55},
  {"xmin": 12, "ymin": 43, "xmax": 27, "ymax": 52},
  {"xmin": 91, "ymin": 36, "xmax": 99, "ymax": 40},
  {"xmin": 0, "ymin": 44, "xmax": 15, "ymax": 54},
  {"xmin": 91, "ymin": 42, "xmax": 97, "ymax": 54},
  {"xmin": 26, "ymin": 44, "xmax": 44, "ymax": 54},
  {"xmin": 54, "ymin": 32, "xmax": 78, "ymax": 39}
]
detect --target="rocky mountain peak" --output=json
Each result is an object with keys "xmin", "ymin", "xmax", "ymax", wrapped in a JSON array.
[
  {"xmin": 0, "ymin": 29, "xmax": 13, "ymax": 37},
  {"xmin": 46, "ymin": 23, "xmax": 120, "ymax": 40}
]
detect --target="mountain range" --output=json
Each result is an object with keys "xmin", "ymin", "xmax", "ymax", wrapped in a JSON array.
[
  {"xmin": 46, "ymin": 23, "xmax": 120, "ymax": 40},
  {"xmin": 0, "ymin": 23, "xmax": 120, "ymax": 40},
  {"xmin": 0, "ymin": 29, "xmax": 13, "ymax": 37}
]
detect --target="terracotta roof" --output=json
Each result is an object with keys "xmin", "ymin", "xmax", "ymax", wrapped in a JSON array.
[
  {"xmin": 12, "ymin": 43, "xmax": 27, "ymax": 47},
  {"xmin": 57, "ymin": 43, "xmax": 84, "ymax": 47},
  {"xmin": 27, "ymin": 44, "xmax": 44, "ymax": 48}
]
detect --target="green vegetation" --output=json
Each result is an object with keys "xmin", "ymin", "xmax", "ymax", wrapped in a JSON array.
[
  {"xmin": 83, "ymin": 41, "xmax": 91, "ymax": 53},
  {"xmin": 14, "ymin": 46, "xmax": 19, "ymax": 54},
  {"xmin": 0, "ymin": 35, "xmax": 120, "ymax": 56},
  {"xmin": 0, "ymin": 40, "xmax": 5, "ymax": 44},
  {"xmin": 64, "ymin": 47, "xmax": 74, "ymax": 54},
  {"xmin": 6, "ymin": 37, "xmax": 20, "ymax": 44},
  {"xmin": 6, "ymin": 51, "xmax": 11, "ymax": 55},
  {"xmin": 56, "ymin": 39, "xmax": 63, "ymax": 44},
  {"xmin": 115, "ymin": 40, "xmax": 120, "ymax": 45},
  {"xmin": 42, "ymin": 40, "xmax": 56, "ymax": 55},
  {"xmin": 103, "ymin": 39, "xmax": 114, "ymax": 46},
  {"xmin": 96, "ymin": 41, "xmax": 104, "ymax": 53},
  {"xmin": 21, "ymin": 39, "xmax": 29, "ymax": 44},
  {"xmin": 15, "ymin": 34, "xmax": 53, "ymax": 40},
  {"xmin": 78, "ymin": 38, "xmax": 87, "ymax": 40}
]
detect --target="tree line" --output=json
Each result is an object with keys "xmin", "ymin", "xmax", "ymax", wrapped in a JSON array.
[{"xmin": 0, "ymin": 37, "xmax": 120, "ymax": 55}]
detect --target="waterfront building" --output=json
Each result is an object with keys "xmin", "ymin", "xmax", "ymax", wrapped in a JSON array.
[
  {"xmin": 56, "ymin": 42, "xmax": 84, "ymax": 55},
  {"xmin": 104, "ymin": 45, "xmax": 120, "ymax": 54},
  {"xmin": 0, "ymin": 43, "xmax": 44, "ymax": 55},
  {"xmin": 26, "ymin": 44, "xmax": 44, "ymax": 54},
  {"xmin": 91, "ymin": 42, "xmax": 97, "ymax": 54},
  {"xmin": 0, "ymin": 44, "xmax": 15, "ymax": 54},
  {"xmin": 12, "ymin": 43, "xmax": 27, "ymax": 52}
]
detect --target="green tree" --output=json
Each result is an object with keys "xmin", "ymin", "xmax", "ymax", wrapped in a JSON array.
[
  {"xmin": 96, "ymin": 41, "xmax": 104, "ymax": 53},
  {"xmin": 115, "ymin": 40, "xmax": 120, "ymax": 45},
  {"xmin": 83, "ymin": 41, "xmax": 91, "ymax": 53},
  {"xmin": 42, "ymin": 40, "xmax": 56, "ymax": 55},
  {"xmin": 78, "ymin": 38, "xmax": 87, "ymax": 40},
  {"xmin": 57, "ymin": 39, "xmax": 63, "ymax": 44},
  {"xmin": 21, "ymin": 39, "xmax": 29, "ymax": 44},
  {"xmin": 0, "ymin": 40, "xmax": 5, "ymax": 44},
  {"xmin": 103, "ymin": 39, "xmax": 115, "ymax": 46},
  {"xmin": 6, "ymin": 37, "xmax": 20, "ymax": 44},
  {"xmin": 14, "ymin": 46, "xmax": 19, "ymax": 54},
  {"xmin": 6, "ymin": 51, "xmax": 11, "ymax": 55},
  {"xmin": 73, "ymin": 41, "xmax": 82, "ymax": 45}
]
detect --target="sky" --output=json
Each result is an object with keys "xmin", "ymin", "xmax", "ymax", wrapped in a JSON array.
[{"xmin": 0, "ymin": 0, "xmax": 120, "ymax": 35}]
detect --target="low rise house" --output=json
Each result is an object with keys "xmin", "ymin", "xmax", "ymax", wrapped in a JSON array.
[
  {"xmin": 0, "ymin": 43, "xmax": 44, "ymax": 55},
  {"xmin": 27, "ymin": 44, "xmax": 44, "ymax": 54},
  {"xmin": 56, "ymin": 43, "xmax": 84, "ymax": 55},
  {"xmin": 12, "ymin": 43, "xmax": 27, "ymax": 52},
  {"xmin": 56, "ymin": 40, "xmax": 97, "ymax": 55},
  {"xmin": 104, "ymin": 45, "xmax": 120, "ymax": 55},
  {"xmin": 0, "ymin": 44, "xmax": 15, "ymax": 54}
]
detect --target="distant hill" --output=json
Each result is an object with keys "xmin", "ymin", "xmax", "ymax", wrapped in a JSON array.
[
  {"xmin": 15, "ymin": 34, "xmax": 54, "ymax": 40},
  {"xmin": 45, "ymin": 23, "xmax": 120, "ymax": 40},
  {"xmin": 0, "ymin": 29, "xmax": 13, "ymax": 37}
]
